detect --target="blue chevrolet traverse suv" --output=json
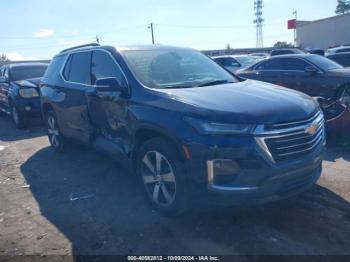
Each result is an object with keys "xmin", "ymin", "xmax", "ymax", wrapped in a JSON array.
[{"xmin": 41, "ymin": 44, "xmax": 326, "ymax": 215}]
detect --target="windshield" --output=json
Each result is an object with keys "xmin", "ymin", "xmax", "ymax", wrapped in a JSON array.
[
  {"xmin": 234, "ymin": 56, "xmax": 258, "ymax": 67},
  {"xmin": 307, "ymin": 55, "xmax": 343, "ymax": 71},
  {"xmin": 123, "ymin": 50, "xmax": 238, "ymax": 89},
  {"xmin": 11, "ymin": 65, "xmax": 48, "ymax": 81}
]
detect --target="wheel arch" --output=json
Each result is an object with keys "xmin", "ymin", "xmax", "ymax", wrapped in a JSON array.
[
  {"xmin": 131, "ymin": 125, "xmax": 187, "ymax": 167},
  {"xmin": 41, "ymin": 103, "xmax": 54, "ymax": 118},
  {"xmin": 334, "ymin": 82, "xmax": 350, "ymax": 100}
]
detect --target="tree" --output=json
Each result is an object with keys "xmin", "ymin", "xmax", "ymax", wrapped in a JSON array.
[
  {"xmin": 225, "ymin": 44, "xmax": 231, "ymax": 50},
  {"xmin": 336, "ymin": 0, "xmax": 350, "ymax": 15},
  {"xmin": 273, "ymin": 41, "xmax": 294, "ymax": 48},
  {"xmin": 0, "ymin": 53, "xmax": 9, "ymax": 63}
]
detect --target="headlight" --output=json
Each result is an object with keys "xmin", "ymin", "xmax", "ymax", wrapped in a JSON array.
[
  {"xmin": 185, "ymin": 117, "xmax": 255, "ymax": 135},
  {"xmin": 19, "ymin": 88, "xmax": 39, "ymax": 98}
]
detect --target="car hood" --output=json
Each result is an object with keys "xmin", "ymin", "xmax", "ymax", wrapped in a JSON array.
[
  {"xmin": 155, "ymin": 80, "xmax": 318, "ymax": 124},
  {"xmin": 13, "ymin": 78, "xmax": 41, "ymax": 90}
]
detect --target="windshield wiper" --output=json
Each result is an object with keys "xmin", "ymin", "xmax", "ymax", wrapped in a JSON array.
[
  {"xmin": 157, "ymin": 85, "xmax": 193, "ymax": 89},
  {"xmin": 197, "ymin": 80, "xmax": 234, "ymax": 87}
]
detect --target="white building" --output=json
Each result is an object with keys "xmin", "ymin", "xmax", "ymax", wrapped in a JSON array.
[{"xmin": 296, "ymin": 13, "xmax": 350, "ymax": 50}]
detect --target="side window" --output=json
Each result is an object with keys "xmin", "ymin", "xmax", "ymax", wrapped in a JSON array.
[
  {"xmin": 91, "ymin": 50, "xmax": 125, "ymax": 86},
  {"xmin": 284, "ymin": 58, "xmax": 310, "ymax": 71},
  {"xmin": 222, "ymin": 58, "xmax": 240, "ymax": 67},
  {"xmin": 62, "ymin": 55, "xmax": 72, "ymax": 80},
  {"xmin": 333, "ymin": 56, "xmax": 350, "ymax": 67},
  {"xmin": 67, "ymin": 52, "xmax": 92, "ymax": 85},
  {"xmin": 256, "ymin": 59, "xmax": 283, "ymax": 70},
  {"xmin": 214, "ymin": 58, "xmax": 224, "ymax": 66},
  {"xmin": 4, "ymin": 68, "xmax": 9, "ymax": 80}
]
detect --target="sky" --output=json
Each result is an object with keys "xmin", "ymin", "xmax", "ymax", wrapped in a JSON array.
[{"xmin": 0, "ymin": 0, "xmax": 338, "ymax": 60}]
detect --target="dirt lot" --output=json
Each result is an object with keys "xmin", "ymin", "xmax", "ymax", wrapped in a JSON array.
[{"xmin": 1, "ymin": 116, "xmax": 350, "ymax": 257}]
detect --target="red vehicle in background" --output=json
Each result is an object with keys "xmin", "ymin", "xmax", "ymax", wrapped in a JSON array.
[{"xmin": 317, "ymin": 86, "xmax": 350, "ymax": 145}]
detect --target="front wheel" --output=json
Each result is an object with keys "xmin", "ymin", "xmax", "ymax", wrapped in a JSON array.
[
  {"xmin": 46, "ymin": 111, "xmax": 66, "ymax": 152},
  {"xmin": 137, "ymin": 138, "xmax": 189, "ymax": 216},
  {"xmin": 11, "ymin": 104, "xmax": 27, "ymax": 129}
]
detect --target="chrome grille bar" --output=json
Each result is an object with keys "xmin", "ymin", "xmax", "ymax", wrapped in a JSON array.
[
  {"xmin": 254, "ymin": 111, "xmax": 325, "ymax": 163},
  {"xmin": 276, "ymin": 128, "xmax": 324, "ymax": 151},
  {"xmin": 276, "ymin": 135, "xmax": 324, "ymax": 157},
  {"xmin": 271, "ymin": 111, "xmax": 322, "ymax": 129}
]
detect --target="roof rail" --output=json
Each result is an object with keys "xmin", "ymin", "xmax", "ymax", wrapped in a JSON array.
[{"xmin": 60, "ymin": 43, "xmax": 100, "ymax": 54}]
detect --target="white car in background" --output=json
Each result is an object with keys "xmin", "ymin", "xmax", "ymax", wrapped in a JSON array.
[
  {"xmin": 250, "ymin": 52, "xmax": 269, "ymax": 61},
  {"xmin": 212, "ymin": 55, "xmax": 259, "ymax": 73},
  {"xmin": 326, "ymin": 46, "xmax": 350, "ymax": 56}
]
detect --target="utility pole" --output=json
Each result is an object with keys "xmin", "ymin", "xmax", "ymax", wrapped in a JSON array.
[
  {"xmin": 293, "ymin": 10, "xmax": 298, "ymax": 47},
  {"xmin": 148, "ymin": 23, "xmax": 155, "ymax": 45},
  {"xmin": 95, "ymin": 35, "xmax": 101, "ymax": 44},
  {"xmin": 254, "ymin": 0, "xmax": 264, "ymax": 48}
]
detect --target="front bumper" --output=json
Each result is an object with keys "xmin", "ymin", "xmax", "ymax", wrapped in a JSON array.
[
  {"xmin": 184, "ymin": 134, "xmax": 325, "ymax": 206},
  {"xmin": 13, "ymin": 97, "xmax": 41, "ymax": 117}
]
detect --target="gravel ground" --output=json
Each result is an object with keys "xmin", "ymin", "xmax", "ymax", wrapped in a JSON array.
[{"xmin": 0, "ymin": 116, "xmax": 350, "ymax": 258}]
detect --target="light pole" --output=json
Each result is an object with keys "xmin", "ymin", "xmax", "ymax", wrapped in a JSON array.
[
  {"xmin": 148, "ymin": 23, "xmax": 155, "ymax": 45},
  {"xmin": 293, "ymin": 10, "xmax": 298, "ymax": 47}
]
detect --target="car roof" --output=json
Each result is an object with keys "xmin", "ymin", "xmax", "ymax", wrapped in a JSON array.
[
  {"xmin": 212, "ymin": 55, "xmax": 252, "ymax": 59},
  {"xmin": 328, "ymin": 46, "xmax": 350, "ymax": 51},
  {"xmin": 115, "ymin": 44, "xmax": 195, "ymax": 52},
  {"xmin": 327, "ymin": 52, "xmax": 350, "ymax": 57},
  {"xmin": 268, "ymin": 54, "xmax": 314, "ymax": 59},
  {"xmin": 6, "ymin": 62, "xmax": 49, "ymax": 69},
  {"xmin": 271, "ymin": 48, "xmax": 301, "ymax": 52},
  {"xmin": 59, "ymin": 44, "xmax": 195, "ymax": 55}
]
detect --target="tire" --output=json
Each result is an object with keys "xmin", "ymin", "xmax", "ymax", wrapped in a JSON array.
[
  {"xmin": 45, "ymin": 110, "xmax": 66, "ymax": 152},
  {"xmin": 136, "ymin": 137, "xmax": 189, "ymax": 216},
  {"xmin": 10, "ymin": 103, "xmax": 27, "ymax": 129}
]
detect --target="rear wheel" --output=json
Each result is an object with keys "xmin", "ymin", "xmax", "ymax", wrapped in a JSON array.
[
  {"xmin": 137, "ymin": 138, "xmax": 189, "ymax": 216},
  {"xmin": 10, "ymin": 104, "xmax": 26, "ymax": 129},
  {"xmin": 46, "ymin": 111, "xmax": 66, "ymax": 152}
]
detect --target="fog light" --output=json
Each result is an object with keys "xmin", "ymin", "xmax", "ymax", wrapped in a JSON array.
[
  {"xmin": 25, "ymin": 106, "xmax": 31, "ymax": 111},
  {"xmin": 207, "ymin": 159, "xmax": 240, "ymax": 185}
]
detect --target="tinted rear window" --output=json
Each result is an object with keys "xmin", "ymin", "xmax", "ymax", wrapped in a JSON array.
[
  {"xmin": 271, "ymin": 49, "xmax": 303, "ymax": 56},
  {"xmin": 307, "ymin": 55, "xmax": 342, "ymax": 71},
  {"xmin": 11, "ymin": 65, "xmax": 48, "ymax": 81}
]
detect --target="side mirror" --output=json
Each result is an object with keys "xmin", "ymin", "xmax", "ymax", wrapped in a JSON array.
[
  {"xmin": 95, "ymin": 77, "xmax": 125, "ymax": 93},
  {"xmin": 305, "ymin": 66, "xmax": 318, "ymax": 74},
  {"xmin": 0, "ymin": 76, "xmax": 8, "ymax": 83}
]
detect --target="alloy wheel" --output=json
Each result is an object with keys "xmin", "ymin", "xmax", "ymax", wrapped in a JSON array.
[
  {"xmin": 141, "ymin": 151, "xmax": 177, "ymax": 207},
  {"xmin": 47, "ymin": 115, "xmax": 60, "ymax": 148}
]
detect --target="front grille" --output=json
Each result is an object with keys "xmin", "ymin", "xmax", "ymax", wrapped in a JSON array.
[{"xmin": 255, "ymin": 111, "xmax": 325, "ymax": 163}]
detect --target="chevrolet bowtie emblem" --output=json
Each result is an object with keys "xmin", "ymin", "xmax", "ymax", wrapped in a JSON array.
[{"xmin": 305, "ymin": 122, "xmax": 319, "ymax": 135}]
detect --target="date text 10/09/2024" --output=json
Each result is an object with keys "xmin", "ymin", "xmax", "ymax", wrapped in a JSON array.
[{"xmin": 127, "ymin": 256, "xmax": 220, "ymax": 261}]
